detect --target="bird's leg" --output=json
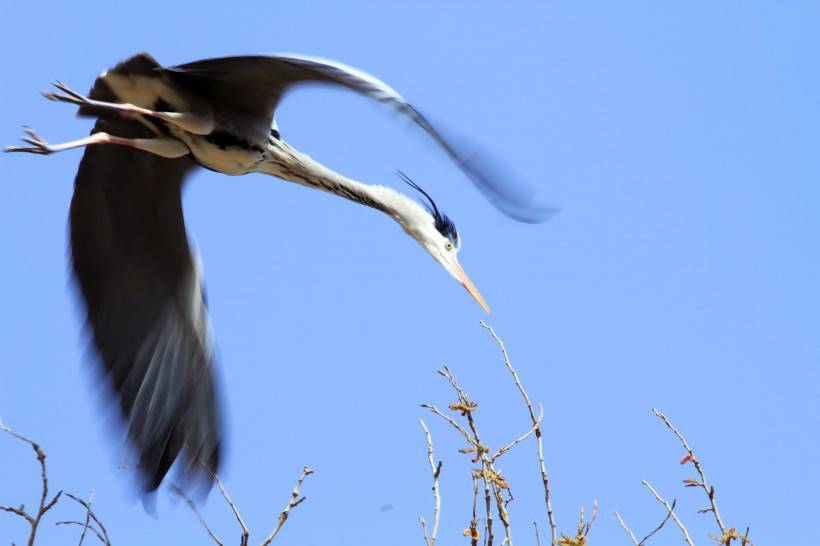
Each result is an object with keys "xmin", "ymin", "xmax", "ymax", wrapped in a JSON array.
[
  {"xmin": 43, "ymin": 81, "xmax": 214, "ymax": 135},
  {"xmin": 4, "ymin": 127, "xmax": 190, "ymax": 158}
]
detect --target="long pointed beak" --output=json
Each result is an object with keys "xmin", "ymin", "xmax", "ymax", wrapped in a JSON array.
[{"xmin": 451, "ymin": 258, "xmax": 491, "ymax": 313}]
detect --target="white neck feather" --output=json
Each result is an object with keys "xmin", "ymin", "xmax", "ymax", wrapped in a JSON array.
[{"xmin": 263, "ymin": 141, "xmax": 434, "ymax": 236}]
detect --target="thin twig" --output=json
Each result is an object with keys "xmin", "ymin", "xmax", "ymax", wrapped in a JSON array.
[
  {"xmin": 55, "ymin": 521, "xmax": 107, "ymax": 545},
  {"xmin": 419, "ymin": 420, "xmax": 442, "ymax": 546},
  {"xmin": 61, "ymin": 491, "xmax": 98, "ymax": 546},
  {"xmin": 534, "ymin": 522, "xmax": 542, "ymax": 546},
  {"xmin": 580, "ymin": 500, "xmax": 598, "ymax": 537},
  {"xmin": 420, "ymin": 404, "xmax": 476, "ymax": 448},
  {"xmin": 210, "ymin": 472, "xmax": 250, "ymax": 546},
  {"xmin": 260, "ymin": 467, "xmax": 314, "ymax": 546},
  {"xmin": 615, "ymin": 498, "xmax": 678, "ymax": 546},
  {"xmin": 614, "ymin": 512, "xmax": 640, "ymax": 545},
  {"xmin": 438, "ymin": 366, "xmax": 498, "ymax": 545},
  {"xmin": 481, "ymin": 322, "xmax": 555, "ymax": 546},
  {"xmin": 492, "ymin": 483, "xmax": 512, "ymax": 545},
  {"xmin": 77, "ymin": 491, "xmax": 94, "ymax": 546},
  {"xmin": 642, "ymin": 481, "xmax": 695, "ymax": 546},
  {"xmin": 439, "ymin": 366, "xmax": 512, "ymax": 546},
  {"xmin": 0, "ymin": 419, "xmax": 63, "ymax": 546},
  {"xmin": 63, "ymin": 493, "xmax": 110, "ymax": 546},
  {"xmin": 171, "ymin": 485, "xmax": 224, "ymax": 546},
  {"xmin": 469, "ymin": 475, "xmax": 480, "ymax": 546},
  {"xmin": 651, "ymin": 408, "xmax": 725, "ymax": 536},
  {"xmin": 1, "ymin": 505, "xmax": 33, "ymax": 525},
  {"xmin": 491, "ymin": 404, "xmax": 543, "ymax": 462}
]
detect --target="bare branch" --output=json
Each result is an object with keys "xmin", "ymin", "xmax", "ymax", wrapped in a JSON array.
[
  {"xmin": 480, "ymin": 321, "xmax": 556, "ymax": 546},
  {"xmin": 419, "ymin": 420, "xmax": 442, "ymax": 546},
  {"xmin": 55, "ymin": 521, "xmax": 107, "ymax": 545},
  {"xmin": 642, "ymin": 481, "xmax": 695, "ymax": 546},
  {"xmin": 491, "ymin": 404, "xmax": 543, "ymax": 462},
  {"xmin": 171, "ymin": 485, "xmax": 224, "ymax": 546},
  {"xmin": 0, "ymin": 505, "xmax": 34, "ymax": 525},
  {"xmin": 651, "ymin": 408, "xmax": 725, "ymax": 536},
  {"xmin": 209, "ymin": 472, "xmax": 249, "ymax": 546},
  {"xmin": 76, "ymin": 491, "xmax": 94, "ymax": 546},
  {"xmin": 68, "ymin": 490, "xmax": 97, "ymax": 546},
  {"xmin": 468, "ymin": 475, "xmax": 480, "ymax": 546},
  {"xmin": 614, "ymin": 512, "xmax": 640, "ymax": 545},
  {"xmin": 534, "ymin": 522, "xmax": 542, "ymax": 546},
  {"xmin": 420, "ymin": 404, "xmax": 476, "ymax": 448},
  {"xmin": 435, "ymin": 366, "xmax": 498, "ymax": 545},
  {"xmin": 0, "ymin": 419, "xmax": 63, "ymax": 546},
  {"xmin": 438, "ymin": 365, "xmax": 514, "ymax": 546},
  {"xmin": 260, "ymin": 467, "xmax": 314, "ymax": 546},
  {"xmin": 615, "ymin": 498, "xmax": 678, "ymax": 546},
  {"xmin": 63, "ymin": 493, "xmax": 110, "ymax": 546},
  {"xmin": 491, "ymin": 481, "xmax": 512, "ymax": 546},
  {"xmin": 580, "ymin": 500, "xmax": 597, "ymax": 537}
]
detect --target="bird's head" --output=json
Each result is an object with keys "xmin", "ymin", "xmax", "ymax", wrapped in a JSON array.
[{"xmin": 396, "ymin": 172, "xmax": 490, "ymax": 313}]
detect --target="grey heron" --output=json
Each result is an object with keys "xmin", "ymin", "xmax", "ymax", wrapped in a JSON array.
[{"xmin": 6, "ymin": 53, "xmax": 551, "ymax": 491}]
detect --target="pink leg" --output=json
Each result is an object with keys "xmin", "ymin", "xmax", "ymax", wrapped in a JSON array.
[
  {"xmin": 4, "ymin": 127, "xmax": 189, "ymax": 158},
  {"xmin": 43, "ymin": 81, "xmax": 214, "ymax": 135}
]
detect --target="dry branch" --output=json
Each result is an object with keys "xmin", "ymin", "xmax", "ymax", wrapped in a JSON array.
[
  {"xmin": 177, "ymin": 466, "xmax": 313, "ymax": 546},
  {"xmin": 642, "ymin": 481, "xmax": 695, "ymax": 546},
  {"xmin": 171, "ymin": 485, "xmax": 225, "ymax": 546},
  {"xmin": 651, "ymin": 408, "xmax": 726, "ymax": 537},
  {"xmin": 480, "ymin": 321, "xmax": 557, "ymax": 546},
  {"xmin": 0, "ymin": 419, "xmax": 63, "ymax": 546},
  {"xmin": 419, "ymin": 420, "xmax": 442, "ymax": 546},
  {"xmin": 59, "ymin": 492, "xmax": 111, "ymax": 546},
  {"xmin": 615, "ymin": 498, "xmax": 677, "ymax": 546},
  {"xmin": 260, "ymin": 467, "xmax": 314, "ymax": 546}
]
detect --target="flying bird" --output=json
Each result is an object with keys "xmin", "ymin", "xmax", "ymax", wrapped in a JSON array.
[{"xmin": 6, "ymin": 53, "xmax": 551, "ymax": 491}]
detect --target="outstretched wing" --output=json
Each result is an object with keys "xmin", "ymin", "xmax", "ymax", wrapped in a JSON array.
[
  {"xmin": 165, "ymin": 54, "xmax": 555, "ymax": 222},
  {"xmin": 70, "ymin": 54, "xmax": 221, "ymax": 491}
]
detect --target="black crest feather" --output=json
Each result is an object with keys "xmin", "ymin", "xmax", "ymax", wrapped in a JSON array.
[{"xmin": 397, "ymin": 171, "xmax": 459, "ymax": 246}]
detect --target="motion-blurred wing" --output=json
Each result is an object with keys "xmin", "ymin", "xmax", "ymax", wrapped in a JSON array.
[
  {"xmin": 165, "ymin": 54, "xmax": 554, "ymax": 222},
  {"xmin": 70, "ymin": 54, "xmax": 221, "ymax": 491}
]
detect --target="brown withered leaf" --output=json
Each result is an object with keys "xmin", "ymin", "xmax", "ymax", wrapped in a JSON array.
[
  {"xmin": 449, "ymin": 402, "xmax": 478, "ymax": 414},
  {"xmin": 557, "ymin": 534, "xmax": 586, "ymax": 546},
  {"xmin": 680, "ymin": 453, "xmax": 694, "ymax": 465}
]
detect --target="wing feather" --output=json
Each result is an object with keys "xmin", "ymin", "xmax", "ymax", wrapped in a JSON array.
[
  {"xmin": 70, "ymin": 55, "xmax": 221, "ymax": 491},
  {"xmin": 166, "ymin": 54, "xmax": 555, "ymax": 222}
]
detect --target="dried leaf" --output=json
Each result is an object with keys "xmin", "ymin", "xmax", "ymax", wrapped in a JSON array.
[
  {"xmin": 557, "ymin": 534, "xmax": 586, "ymax": 546},
  {"xmin": 449, "ymin": 402, "xmax": 478, "ymax": 414},
  {"xmin": 680, "ymin": 453, "xmax": 694, "ymax": 465}
]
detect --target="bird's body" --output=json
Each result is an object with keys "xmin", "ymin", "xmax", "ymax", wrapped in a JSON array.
[{"xmin": 7, "ymin": 52, "xmax": 550, "ymax": 491}]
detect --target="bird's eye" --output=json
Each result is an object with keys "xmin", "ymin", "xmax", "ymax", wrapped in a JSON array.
[{"xmin": 445, "ymin": 241, "xmax": 453, "ymax": 251}]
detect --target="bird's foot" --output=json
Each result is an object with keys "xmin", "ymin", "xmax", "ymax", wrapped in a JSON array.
[
  {"xmin": 4, "ymin": 127, "xmax": 55, "ymax": 154},
  {"xmin": 42, "ymin": 81, "xmax": 92, "ymax": 107}
]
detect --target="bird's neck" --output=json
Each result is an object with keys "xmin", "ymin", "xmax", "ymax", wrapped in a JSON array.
[{"xmin": 263, "ymin": 141, "xmax": 428, "ymax": 234}]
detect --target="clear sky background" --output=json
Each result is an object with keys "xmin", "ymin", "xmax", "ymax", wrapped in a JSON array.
[{"xmin": 1, "ymin": 2, "xmax": 818, "ymax": 545}]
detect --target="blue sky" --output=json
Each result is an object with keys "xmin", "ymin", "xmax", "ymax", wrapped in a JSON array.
[{"xmin": 1, "ymin": 1, "xmax": 818, "ymax": 545}]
